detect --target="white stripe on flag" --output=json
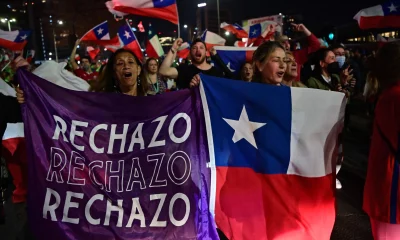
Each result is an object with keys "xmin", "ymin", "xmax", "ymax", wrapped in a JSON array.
[
  {"xmin": 199, "ymin": 80, "xmax": 217, "ymax": 218},
  {"xmin": 0, "ymin": 29, "xmax": 19, "ymax": 42},
  {"xmin": 114, "ymin": 0, "xmax": 155, "ymax": 8},
  {"xmin": 3, "ymin": 123, "xmax": 24, "ymax": 140},
  {"xmin": 149, "ymin": 35, "xmax": 164, "ymax": 56},
  {"xmin": 287, "ymin": 88, "xmax": 346, "ymax": 177},
  {"xmin": 354, "ymin": 5, "xmax": 384, "ymax": 21}
]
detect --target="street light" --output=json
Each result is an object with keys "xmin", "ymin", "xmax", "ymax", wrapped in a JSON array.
[
  {"xmin": 1, "ymin": 18, "xmax": 16, "ymax": 31},
  {"xmin": 53, "ymin": 19, "xmax": 64, "ymax": 62},
  {"xmin": 225, "ymin": 31, "xmax": 230, "ymax": 36},
  {"xmin": 197, "ymin": 3, "xmax": 206, "ymax": 7},
  {"xmin": 184, "ymin": 24, "xmax": 188, "ymax": 29}
]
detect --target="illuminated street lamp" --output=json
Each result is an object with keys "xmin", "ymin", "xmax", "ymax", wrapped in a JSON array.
[{"xmin": 1, "ymin": 18, "xmax": 16, "ymax": 31}]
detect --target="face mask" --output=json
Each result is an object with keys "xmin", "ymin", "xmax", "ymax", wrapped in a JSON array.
[
  {"xmin": 327, "ymin": 62, "xmax": 340, "ymax": 75},
  {"xmin": 335, "ymin": 56, "xmax": 346, "ymax": 68}
]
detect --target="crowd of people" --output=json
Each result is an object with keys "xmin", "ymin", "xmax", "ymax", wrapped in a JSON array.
[{"xmin": 1, "ymin": 20, "xmax": 399, "ymax": 239}]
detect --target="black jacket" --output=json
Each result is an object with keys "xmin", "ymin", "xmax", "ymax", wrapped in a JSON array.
[{"xmin": 0, "ymin": 93, "xmax": 22, "ymax": 155}]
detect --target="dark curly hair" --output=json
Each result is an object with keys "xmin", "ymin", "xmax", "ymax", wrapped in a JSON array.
[{"xmin": 90, "ymin": 49, "xmax": 148, "ymax": 96}]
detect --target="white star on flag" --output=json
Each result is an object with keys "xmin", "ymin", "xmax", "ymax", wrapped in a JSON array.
[
  {"xmin": 227, "ymin": 62, "xmax": 235, "ymax": 72},
  {"xmin": 251, "ymin": 29, "xmax": 258, "ymax": 36},
  {"xmin": 20, "ymin": 34, "xmax": 28, "ymax": 40},
  {"xmin": 97, "ymin": 28, "xmax": 104, "ymax": 35},
  {"xmin": 124, "ymin": 31, "xmax": 131, "ymax": 39},
  {"xmin": 388, "ymin": 3, "xmax": 398, "ymax": 12},
  {"xmin": 223, "ymin": 105, "xmax": 266, "ymax": 149}
]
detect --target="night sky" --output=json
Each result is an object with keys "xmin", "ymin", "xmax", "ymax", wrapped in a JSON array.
[{"xmin": 0, "ymin": 0, "xmax": 389, "ymax": 37}]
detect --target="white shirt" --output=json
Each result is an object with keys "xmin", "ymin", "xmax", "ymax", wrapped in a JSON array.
[{"xmin": 321, "ymin": 74, "xmax": 332, "ymax": 85}]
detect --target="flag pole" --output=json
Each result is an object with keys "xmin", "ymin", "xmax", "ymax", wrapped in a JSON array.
[{"xmin": 176, "ymin": 4, "xmax": 181, "ymax": 38}]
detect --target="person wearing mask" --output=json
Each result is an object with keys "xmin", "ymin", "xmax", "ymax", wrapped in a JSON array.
[
  {"xmin": 332, "ymin": 44, "xmax": 361, "ymax": 93},
  {"xmin": 240, "ymin": 63, "xmax": 253, "ymax": 82},
  {"xmin": 306, "ymin": 48, "xmax": 355, "ymax": 189},
  {"xmin": 363, "ymin": 41, "xmax": 400, "ymax": 240},
  {"xmin": 306, "ymin": 48, "xmax": 353, "ymax": 94},
  {"xmin": 159, "ymin": 38, "xmax": 224, "ymax": 90},
  {"xmin": 276, "ymin": 24, "xmax": 321, "ymax": 82},
  {"xmin": 145, "ymin": 58, "xmax": 167, "ymax": 95},
  {"xmin": 69, "ymin": 39, "xmax": 99, "ymax": 82},
  {"xmin": 282, "ymin": 51, "xmax": 307, "ymax": 87}
]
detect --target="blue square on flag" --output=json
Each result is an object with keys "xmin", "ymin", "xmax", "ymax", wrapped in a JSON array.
[
  {"xmin": 15, "ymin": 31, "xmax": 30, "ymax": 43},
  {"xmin": 93, "ymin": 22, "xmax": 109, "ymax": 39},
  {"xmin": 200, "ymin": 74, "xmax": 292, "ymax": 174},
  {"xmin": 382, "ymin": 1, "xmax": 400, "ymax": 16},
  {"xmin": 249, "ymin": 24, "xmax": 261, "ymax": 38},
  {"xmin": 118, "ymin": 25, "xmax": 136, "ymax": 45},
  {"xmin": 153, "ymin": 0, "xmax": 175, "ymax": 7}
]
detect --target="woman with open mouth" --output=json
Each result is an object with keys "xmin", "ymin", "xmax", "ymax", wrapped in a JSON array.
[
  {"xmin": 282, "ymin": 51, "xmax": 307, "ymax": 88},
  {"xmin": 251, "ymin": 41, "xmax": 288, "ymax": 86}
]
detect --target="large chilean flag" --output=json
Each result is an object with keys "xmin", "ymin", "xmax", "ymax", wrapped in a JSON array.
[
  {"xmin": 107, "ymin": 0, "xmax": 179, "ymax": 25},
  {"xmin": 200, "ymin": 74, "xmax": 346, "ymax": 240},
  {"xmin": 354, "ymin": 1, "xmax": 400, "ymax": 29}
]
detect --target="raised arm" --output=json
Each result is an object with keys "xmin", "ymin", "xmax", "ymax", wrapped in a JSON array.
[
  {"xmin": 159, "ymin": 38, "xmax": 182, "ymax": 79},
  {"xmin": 69, "ymin": 39, "xmax": 81, "ymax": 71}
]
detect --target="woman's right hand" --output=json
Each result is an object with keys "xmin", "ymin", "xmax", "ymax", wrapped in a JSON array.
[{"xmin": 16, "ymin": 86, "xmax": 25, "ymax": 104}]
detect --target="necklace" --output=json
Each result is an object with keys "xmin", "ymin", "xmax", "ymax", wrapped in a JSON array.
[{"xmin": 147, "ymin": 75, "xmax": 159, "ymax": 93}]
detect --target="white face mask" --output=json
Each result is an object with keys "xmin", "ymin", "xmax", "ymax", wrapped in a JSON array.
[{"xmin": 336, "ymin": 56, "xmax": 346, "ymax": 68}]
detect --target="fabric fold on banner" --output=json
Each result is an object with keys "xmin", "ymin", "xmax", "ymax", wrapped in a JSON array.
[{"xmin": 17, "ymin": 69, "xmax": 218, "ymax": 240}]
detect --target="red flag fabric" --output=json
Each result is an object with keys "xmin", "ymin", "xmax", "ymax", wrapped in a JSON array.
[
  {"xmin": 354, "ymin": 1, "xmax": 400, "ymax": 29},
  {"xmin": 138, "ymin": 21, "xmax": 145, "ymax": 32},
  {"xmin": 106, "ymin": 0, "xmax": 179, "ymax": 25}
]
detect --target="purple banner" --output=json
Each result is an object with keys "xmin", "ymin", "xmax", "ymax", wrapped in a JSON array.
[{"xmin": 18, "ymin": 70, "xmax": 218, "ymax": 240}]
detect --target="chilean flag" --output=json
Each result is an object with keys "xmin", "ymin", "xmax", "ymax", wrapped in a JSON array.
[
  {"xmin": 100, "ymin": 36, "xmax": 122, "ymax": 53},
  {"xmin": 354, "ymin": 1, "xmax": 400, "ymax": 29},
  {"xmin": 145, "ymin": 23, "xmax": 164, "ymax": 58},
  {"xmin": 220, "ymin": 22, "xmax": 248, "ymax": 38},
  {"xmin": 0, "ymin": 29, "xmax": 31, "ymax": 51},
  {"xmin": 199, "ymin": 74, "xmax": 346, "ymax": 240},
  {"xmin": 177, "ymin": 42, "xmax": 190, "ymax": 59},
  {"xmin": 213, "ymin": 46, "xmax": 257, "ymax": 73},
  {"xmin": 201, "ymin": 30, "xmax": 226, "ymax": 49},
  {"xmin": 118, "ymin": 22, "xmax": 144, "ymax": 61},
  {"xmin": 86, "ymin": 46, "xmax": 100, "ymax": 61},
  {"xmin": 107, "ymin": 0, "xmax": 179, "ymax": 25},
  {"xmin": 80, "ymin": 21, "xmax": 110, "ymax": 44}
]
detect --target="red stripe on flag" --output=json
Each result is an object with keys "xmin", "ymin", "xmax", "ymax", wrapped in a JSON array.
[
  {"xmin": 2, "ymin": 137, "xmax": 28, "ymax": 203},
  {"xmin": 215, "ymin": 167, "xmax": 335, "ymax": 240},
  {"xmin": 114, "ymin": 4, "xmax": 179, "ymax": 25},
  {"xmin": 358, "ymin": 15, "xmax": 400, "ymax": 29},
  {"xmin": 0, "ymin": 39, "xmax": 27, "ymax": 51},
  {"xmin": 145, "ymin": 40, "xmax": 159, "ymax": 58},
  {"xmin": 81, "ymin": 31, "xmax": 98, "ymax": 41}
]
